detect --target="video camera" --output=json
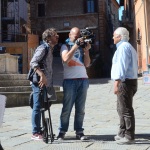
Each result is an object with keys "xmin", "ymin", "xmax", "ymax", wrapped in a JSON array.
[{"xmin": 80, "ymin": 28, "xmax": 95, "ymax": 48}]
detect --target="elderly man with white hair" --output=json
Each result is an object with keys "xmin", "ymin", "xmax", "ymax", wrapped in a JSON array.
[{"xmin": 111, "ymin": 27, "xmax": 138, "ymax": 144}]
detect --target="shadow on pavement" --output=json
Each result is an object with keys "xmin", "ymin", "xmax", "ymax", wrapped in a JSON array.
[
  {"xmin": 135, "ymin": 133, "xmax": 150, "ymax": 139},
  {"xmin": 87, "ymin": 135, "xmax": 114, "ymax": 141},
  {"xmin": 89, "ymin": 78, "xmax": 112, "ymax": 85},
  {"xmin": 134, "ymin": 134, "xmax": 150, "ymax": 144},
  {"xmin": 87, "ymin": 134, "xmax": 150, "ymax": 144}
]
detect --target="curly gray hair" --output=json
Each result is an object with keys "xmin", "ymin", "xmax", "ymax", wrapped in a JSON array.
[
  {"xmin": 114, "ymin": 27, "xmax": 129, "ymax": 41},
  {"xmin": 42, "ymin": 28, "xmax": 57, "ymax": 41}
]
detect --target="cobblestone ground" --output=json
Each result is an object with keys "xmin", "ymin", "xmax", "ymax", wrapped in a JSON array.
[{"xmin": 0, "ymin": 78, "xmax": 150, "ymax": 150}]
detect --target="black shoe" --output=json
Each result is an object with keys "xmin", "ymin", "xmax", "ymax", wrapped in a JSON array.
[
  {"xmin": 76, "ymin": 133, "xmax": 88, "ymax": 141},
  {"xmin": 0, "ymin": 143, "xmax": 4, "ymax": 150},
  {"xmin": 57, "ymin": 133, "xmax": 65, "ymax": 140}
]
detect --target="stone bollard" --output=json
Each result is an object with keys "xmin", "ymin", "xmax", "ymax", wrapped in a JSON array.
[
  {"xmin": 0, "ymin": 53, "xmax": 19, "ymax": 74},
  {"xmin": 0, "ymin": 95, "xmax": 6, "ymax": 150},
  {"xmin": 0, "ymin": 94, "xmax": 7, "ymax": 126}
]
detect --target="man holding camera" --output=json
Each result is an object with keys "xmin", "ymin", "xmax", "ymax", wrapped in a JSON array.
[{"xmin": 57, "ymin": 27, "xmax": 91, "ymax": 140}]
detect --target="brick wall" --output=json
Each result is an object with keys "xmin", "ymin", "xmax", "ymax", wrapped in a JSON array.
[{"xmin": 46, "ymin": 0, "xmax": 85, "ymax": 16}]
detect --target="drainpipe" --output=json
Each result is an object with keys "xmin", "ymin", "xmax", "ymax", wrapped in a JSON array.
[
  {"xmin": 142, "ymin": 0, "xmax": 149, "ymax": 71},
  {"xmin": 97, "ymin": 0, "xmax": 101, "ymax": 54}
]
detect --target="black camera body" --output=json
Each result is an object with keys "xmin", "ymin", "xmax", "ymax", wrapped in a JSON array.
[{"xmin": 80, "ymin": 28, "xmax": 95, "ymax": 48}]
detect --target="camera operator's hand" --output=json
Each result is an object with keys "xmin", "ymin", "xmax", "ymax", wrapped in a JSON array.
[
  {"xmin": 83, "ymin": 42, "xmax": 91, "ymax": 67},
  {"xmin": 84, "ymin": 42, "xmax": 91, "ymax": 51},
  {"xmin": 75, "ymin": 37, "xmax": 84, "ymax": 47}
]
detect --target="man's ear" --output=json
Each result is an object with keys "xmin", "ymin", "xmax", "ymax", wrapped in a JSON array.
[{"xmin": 46, "ymin": 37, "xmax": 51, "ymax": 43}]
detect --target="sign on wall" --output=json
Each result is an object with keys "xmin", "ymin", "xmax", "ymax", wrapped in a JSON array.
[{"xmin": 143, "ymin": 71, "xmax": 150, "ymax": 84}]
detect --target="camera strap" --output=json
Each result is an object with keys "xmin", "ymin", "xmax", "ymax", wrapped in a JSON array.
[{"xmin": 66, "ymin": 44, "xmax": 72, "ymax": 51}]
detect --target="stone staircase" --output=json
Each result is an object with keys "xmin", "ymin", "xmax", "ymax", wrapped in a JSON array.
[{"xmin": 0, "ymin": 74, "xmax": 63, "ymax": 108}]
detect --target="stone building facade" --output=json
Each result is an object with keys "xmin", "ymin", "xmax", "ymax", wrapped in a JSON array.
[
  {"xmin": 27, "ymin": 0, "xmax": 120, "ymax": 77},
  {"xmin": 0, "ymin": 0, "xmax": 120, "ymax": 76}
]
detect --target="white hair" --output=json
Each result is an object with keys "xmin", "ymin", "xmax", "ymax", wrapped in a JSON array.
[{"xmin": 114, "ymin": 27, "xmax": 129, "ymax": 41}]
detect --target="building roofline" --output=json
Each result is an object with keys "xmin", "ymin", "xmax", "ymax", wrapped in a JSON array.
[
  {"xmin": 120, "ymin": 0, "xmax": 124, "ymax": 6},
  {"xmin": 111, "ymin": 0, "xmax": 120, "ymax": 8}
]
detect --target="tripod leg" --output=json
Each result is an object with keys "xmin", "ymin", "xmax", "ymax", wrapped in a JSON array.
[
  {"xmin": 39, "ymin": 87, "xmax": 49, "ymax": 143},
  {"xmin": 0, "ymin": 142, "xmax": 4, "ymax": 150},
  {"xmin": 41, "ymin": 106, "xmax": 48, "ymax": 143},
  {"xmin": 42, "ymin": 117, "xmax": 48, "ymax": 143},
  {"xmin": 47, "ymin": 109, "xmax": 55, "ymax": 143}
]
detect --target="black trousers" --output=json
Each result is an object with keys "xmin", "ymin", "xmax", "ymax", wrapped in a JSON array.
[{"xmin": 117, "ymin": 79, "xmax": 137, "ymax": 140}]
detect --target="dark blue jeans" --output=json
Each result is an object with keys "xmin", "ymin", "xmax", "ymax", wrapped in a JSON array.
[
  {"xmin": 31, "ymin": 84, "xmax": 46, "ymax": 134},
  {"xmin": 59, "ymin": 79, "xmax": 89, "ymax": 134}
]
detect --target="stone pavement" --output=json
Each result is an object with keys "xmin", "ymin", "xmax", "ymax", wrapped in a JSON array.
[{"xmin": 0, "ymin": 77, "xmax": 150, "ymax": 150}]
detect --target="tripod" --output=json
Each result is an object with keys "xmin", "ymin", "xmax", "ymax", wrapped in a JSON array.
[{"xmin": 39, "ymin": 87, "xmax": 55, "ymax": 144}]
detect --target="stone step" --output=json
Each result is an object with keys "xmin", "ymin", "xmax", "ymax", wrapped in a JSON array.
[
  {"xmin": 0, "ymin": 86, "xmax": 31, "ymax": 92},
  {"xmin": 0, "ymin": 80, "xmax": 30, "ymax": 87},
  {"xmin": 0, "ymin": 74, "xmax": 27, "ymax": 80},
  {"xmin": 0, "ymin": 86, "xmax": 60, "ymax": 92},
  {"xmin": 0, "ymin": 91, "xmax": 63, "ymax": 108}
]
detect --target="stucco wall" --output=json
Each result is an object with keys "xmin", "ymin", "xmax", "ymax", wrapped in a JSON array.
[{"xmin": 134, "ymin": 0, "xmax": 149, "ymax": 72}]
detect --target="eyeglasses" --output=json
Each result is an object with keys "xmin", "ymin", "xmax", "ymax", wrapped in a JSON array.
[
  {"xmin": 48, "ymin": 34, "xmax": 59, "ymax": 38},
  {"xmin": 53, "ymin": 34, "xmax": 59, "ymax": 37}
]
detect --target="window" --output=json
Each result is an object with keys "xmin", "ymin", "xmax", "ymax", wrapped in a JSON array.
[
  {"xmin": 137, "ymin": 29, "xmax": 141, "ymax": 44},
  {"xmin": 86, "ymin": 0, "xmax": 95, "ymax": 13},
  {"xmin": 137, "ymin": 29, "xmax": 141, "ymax": 40},
  {"xmin": 38, "ymin": 3, "xmax": 45, "ymax": 17}
]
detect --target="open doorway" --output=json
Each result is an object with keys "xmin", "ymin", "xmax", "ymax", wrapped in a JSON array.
[{"xmin": 53, "ymin": 32, "xmax": 69, "ymax": 57}]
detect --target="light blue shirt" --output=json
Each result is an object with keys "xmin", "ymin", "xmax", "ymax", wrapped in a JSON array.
[{"xmin": 111, "ymin": 40, "xmax": 138, "ymax": 81}]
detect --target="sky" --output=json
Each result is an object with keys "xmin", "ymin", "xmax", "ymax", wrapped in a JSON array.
[{"xmin": 116, "ymin": 0, "xmax": 124, "ymax": 20}]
